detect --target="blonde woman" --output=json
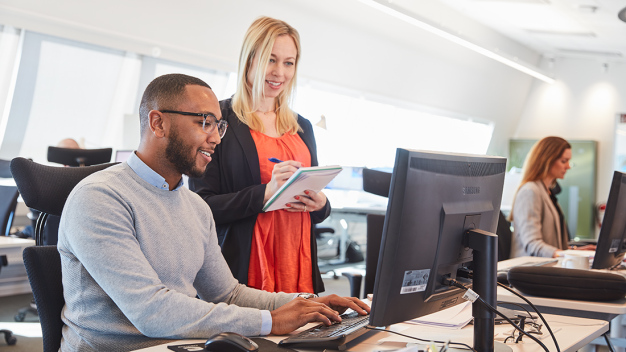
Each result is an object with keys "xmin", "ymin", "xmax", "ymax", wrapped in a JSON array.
[
  {"xmin": 190, "ymin": 17, "xmax": 329, "ymax": 294},
  {"xmin": 510, "ymin": 136, "xmax": 576, "ymax": 258}
]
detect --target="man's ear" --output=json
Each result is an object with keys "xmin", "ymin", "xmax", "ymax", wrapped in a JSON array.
[{"xmin": 149, "ymin": 110, "xmax": 167, "ymax": 138}]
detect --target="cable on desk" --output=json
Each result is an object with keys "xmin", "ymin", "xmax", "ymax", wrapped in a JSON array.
[
  {"xmin": 497, "ymin": 282, "xmax": 560, "ymax": 352},
  {"xmin": 457, "ymin": 267, "xmax": 560, "ymax": 352},
  {"xmin": 364, "ymin": 326, "xmax": 476, "ymax": 352},
  {"xmin": 445, "ymin": 278, "xmax": 550, "ymax": 352}
]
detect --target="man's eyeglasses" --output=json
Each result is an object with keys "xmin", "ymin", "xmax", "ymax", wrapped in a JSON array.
[{"xmin": 159, "ymin": 110, "xmax": 228, "ymax": 138}]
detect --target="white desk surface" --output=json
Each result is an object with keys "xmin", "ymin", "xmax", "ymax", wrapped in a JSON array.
[
  {"xmin": 133, "ymin": 313, "xmax": 608, "ymax": 352},
  {"xmin": 0, "ymin": 236, "xmax": 35, "ymax": 250},
  {"xmin": 497, "ymin": 256, "xmax": 626, "ymax": 316}
]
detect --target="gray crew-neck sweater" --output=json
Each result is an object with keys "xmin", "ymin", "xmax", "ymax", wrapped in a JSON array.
[{"xmin": 57, "ymin": 163, "xmax": 293, "ymax": 351}]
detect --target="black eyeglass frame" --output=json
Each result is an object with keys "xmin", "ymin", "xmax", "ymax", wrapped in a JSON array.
[{"xmin": 159, "ymin": 110, "xmax": 228, "ymax": 138}]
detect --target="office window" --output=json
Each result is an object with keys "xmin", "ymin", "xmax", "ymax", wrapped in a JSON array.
[
  {"xmin": 293, "ymin": 84, "xmax": 494, "ymax": 168},
  {"xmin": 1, "ymin": 31, "xmax": 140, "ymax": 163}
]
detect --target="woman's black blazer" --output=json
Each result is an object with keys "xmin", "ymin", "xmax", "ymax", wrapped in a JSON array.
[{"xmin": 189, "ymin": 98, "xmax": 330, "ymax": 293}]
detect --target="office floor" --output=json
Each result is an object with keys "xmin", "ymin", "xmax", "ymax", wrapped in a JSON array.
[{"xmin": 0, "ymin": 293, "xmax": 42, "ymax": 351}]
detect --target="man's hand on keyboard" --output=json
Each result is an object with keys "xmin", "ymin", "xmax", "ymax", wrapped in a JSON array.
[
  {"xmin": 269, "ymin": 295, "xmax": 370, "ymax": 335},
  {"xmin": 310, "ymin": 294, "xmax": 370, "ymax": 316},
  {"xmin": 270, "ymin": 297, "xmax": 341, "ymax": 335}
]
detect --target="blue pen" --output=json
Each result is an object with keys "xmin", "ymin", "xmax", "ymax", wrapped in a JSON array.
[{"xmin": 268, "ymin": 158, "xmax": 283, "ymax": 163}]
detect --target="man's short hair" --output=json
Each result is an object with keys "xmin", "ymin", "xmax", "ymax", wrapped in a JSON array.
[{"xmin": 139, "ymin": 74, "xmax": 212, "ymax": 136}]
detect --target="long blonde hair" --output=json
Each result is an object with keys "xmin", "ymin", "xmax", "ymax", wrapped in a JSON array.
[
  {"xmin": 509, "ymin": 136, "xmax": 571, "ymax": 221},
  {"xmin": 232, "ymin": 16, "xmax": 301, "ymax": 135}
]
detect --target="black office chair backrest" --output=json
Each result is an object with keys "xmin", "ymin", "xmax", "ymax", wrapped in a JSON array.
[
  {"xmin": 10, "ymin": 157, "xmax": 117, "ymax": 244},
  {"xmin": 362, "ymin": 168, "xmax": 391, "ymax": 198},
  {"xmin": 496, "ymin": 211, "xmax": 513, "ymax": 261},
  {"xmin": 22, "ymin": 246, "xmax": 63, "ymax": 352},
  {"xmin": 10, "ymin": 158, "xmax": 117, "ymax": 217},
  {"xmin": 47, "ymin": 146, "xmax": 112, "ymax": 167},
  {"xmin": 0, "ymin": 186, "xmax": 19, "ymax": 237}
]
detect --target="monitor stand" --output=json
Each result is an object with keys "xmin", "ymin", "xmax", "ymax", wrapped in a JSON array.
[{"xmin": 467, "ymin": 229, "xmax": 513, "ymax": 352}]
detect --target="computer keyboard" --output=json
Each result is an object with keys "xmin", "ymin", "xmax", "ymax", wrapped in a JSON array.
[{"xmin": 279, "ymin": 311, "xmax": 371, "ymax": 350}]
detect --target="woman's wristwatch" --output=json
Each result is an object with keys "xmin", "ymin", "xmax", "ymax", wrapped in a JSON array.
[{"xmin": 296, "ymin": 293, "xmax": 318, "ymax": 299}]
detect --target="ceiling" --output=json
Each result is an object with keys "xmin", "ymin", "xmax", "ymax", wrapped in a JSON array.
[{"xmin": 436, "ymin": 0, "xmax": 626, "ymax": 63}]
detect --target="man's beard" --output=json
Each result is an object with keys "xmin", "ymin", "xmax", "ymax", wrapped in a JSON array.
[{"xmin": 165, "ymin": 128, "xmax": 205, "ymax": 179}]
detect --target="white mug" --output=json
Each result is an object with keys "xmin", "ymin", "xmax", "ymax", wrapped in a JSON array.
[{"xmin": 561, "ymin": 253, "xmax": 590, "ymax": 270}]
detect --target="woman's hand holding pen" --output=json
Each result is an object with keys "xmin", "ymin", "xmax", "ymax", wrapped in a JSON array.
[{"xmin": 264, "ymin": 160, "xmax": 303, "ymax": 203}]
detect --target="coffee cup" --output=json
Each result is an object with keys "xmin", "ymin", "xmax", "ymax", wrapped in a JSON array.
[{"xmin": 561, "ymin": 253, "xmax": 590, "ymax": 270}]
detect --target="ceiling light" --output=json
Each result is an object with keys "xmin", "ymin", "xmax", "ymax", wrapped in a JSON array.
[{"xmin": 357, "ymin": 0, "xmax": 555, "ymax": 83}]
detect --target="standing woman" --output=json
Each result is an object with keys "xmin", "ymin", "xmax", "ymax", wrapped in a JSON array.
[
  {"xmin": 189, "ymin": 17, "xmax": 329, "ymax": 294},
  {"xmin": 510, "ymin": 136, "xmax": 572, "ymax": 258}
]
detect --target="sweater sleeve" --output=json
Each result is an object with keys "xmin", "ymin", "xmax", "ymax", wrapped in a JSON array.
[
  {"xmin": 58, "ymin": 180, "xmax": 291, "ymax": 339},
  {"xmin": 512, "ymin": 185, "xmax": 558, "ymax": 257}
]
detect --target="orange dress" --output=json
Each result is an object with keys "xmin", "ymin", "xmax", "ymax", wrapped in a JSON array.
[{"xmin": 248, "ymin": 129, "xmax": 314, "ymax": 293}]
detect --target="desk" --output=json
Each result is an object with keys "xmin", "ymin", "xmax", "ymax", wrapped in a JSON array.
[
  {"xmin": 497, "ymin": 256, "xmax": 626, "ymax": 321},
  {"xmin": 498, "ymin": 256, "xmax": 626, "ymax": 349},
  {"xmin": 133, "ymin": 313, "xmax": 608, "ymax": 352},
  {"xmin": 0, "ymin": 236, "xmax": 35, "ymax": 296}
]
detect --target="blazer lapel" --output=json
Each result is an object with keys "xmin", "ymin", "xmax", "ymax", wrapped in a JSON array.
[
  {"xmin": 536, "ymin": 181, "xmax": 564, "ymax": 248},
  {"xmin": 229, "ymin": 113, "xmax": 262, "ymax": 185}
]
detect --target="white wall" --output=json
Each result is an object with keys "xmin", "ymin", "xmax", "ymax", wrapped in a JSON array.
[
  {"xmin": 0, "ymin": 0, "xmax": 543, "ymax": 158},
  {"xmin": 515, "ymin": 56, "xmax": 626, "ymax": 204}
]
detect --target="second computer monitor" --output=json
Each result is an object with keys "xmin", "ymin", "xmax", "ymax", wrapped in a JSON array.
[
  {"xmin": 369, "ymin": 149, "xmax": 506, "ymax": 349},
  {"xmin": 592, "ymin": 171, "xmax": 626, "ymax": 269}
]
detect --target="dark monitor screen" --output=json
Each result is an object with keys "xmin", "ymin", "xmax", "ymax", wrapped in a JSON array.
[
  {"xmin": 369, "ymin": 148, "xmax": 506, "ymax": 349},
  {"xmin": 592, "ymin": 171, "xmax": 626, "ymax": 269}
]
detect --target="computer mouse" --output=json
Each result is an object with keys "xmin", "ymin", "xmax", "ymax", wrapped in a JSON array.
[{"xmin": 204, "ymin": 332, "xmax": 259, "ymax": 352}]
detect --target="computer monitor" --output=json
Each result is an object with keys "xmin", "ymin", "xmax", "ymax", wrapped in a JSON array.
[
  {"xmin": 369, "ymin": 148, "xmax": 506, "ymax": 351},
  {"xmin": 591, "ymin": 171, "xmax": 626, "ymax": 269}
]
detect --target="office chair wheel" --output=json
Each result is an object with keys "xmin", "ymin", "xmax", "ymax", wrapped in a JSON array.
[
  {"xmin": 14, "ymin": 312, "xmax": 25, "ymax": 322},
  {"xmin": 0, "ymin": 329, "xmax": 16, "ymax": 345}
]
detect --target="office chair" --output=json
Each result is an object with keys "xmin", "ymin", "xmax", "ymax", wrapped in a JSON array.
[
  {"xmin": 47, "ymin": 146, "xmax": 112, "ymax": 167},
  {"xmin": 342, "ymin": 168, "xmax": 391, "ymax": 298},
  {"xmin": 22, "ymin": 246, "xmax": 63, "ymax": 352},
  {"xmin": 496, "ymin": 211, "xmax": 512, "ymax": 261},
  {"xmin": 10, "ymin": 157, "xmax": 116, "ymax": 349}
]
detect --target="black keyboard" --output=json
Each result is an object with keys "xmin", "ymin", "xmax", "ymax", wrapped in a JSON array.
[{"xmin": 279, "ymin": 311, "xmax": 371, "ymax": 350}]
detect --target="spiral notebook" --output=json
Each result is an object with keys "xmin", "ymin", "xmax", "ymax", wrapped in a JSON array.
[{"xmin": 262, "ymin": 165, "xmax": 342, "ymax": 212}]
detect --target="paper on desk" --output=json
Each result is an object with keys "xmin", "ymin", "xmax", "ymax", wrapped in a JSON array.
[{"xmin": 405, "ymin": 301, "xmax": 472, "ymax": 329}]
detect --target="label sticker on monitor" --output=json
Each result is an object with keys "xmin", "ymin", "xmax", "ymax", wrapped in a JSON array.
[
  {"xmin": 610, "ymin": 239, "xmax": 620, "ymax": 253},
  {"xmin": 400, "ymin": 269, "xmax": 429, "ymax": 294}
]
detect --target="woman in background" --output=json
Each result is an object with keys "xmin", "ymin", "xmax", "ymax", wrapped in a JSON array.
[
  {"xmin": 510, "ymin": 136, "xmax": 573, "ymax": 258},
  {"xmin": 189, "ymin": 16, "xmax": 329, "ymax": 294}
]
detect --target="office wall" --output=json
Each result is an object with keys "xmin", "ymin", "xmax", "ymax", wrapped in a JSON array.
[
  {"xmin": 514, "ymin": 56, "xmax": 626, "ymax": 205},
  {"xmin": 0, "ymin": 0, "xmax": 541, "ymax": 158}
]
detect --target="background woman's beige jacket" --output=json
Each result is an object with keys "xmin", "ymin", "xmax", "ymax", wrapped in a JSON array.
[{"xmin": 510, "ymin": 180, "xmax": 569, "ymax": 258}]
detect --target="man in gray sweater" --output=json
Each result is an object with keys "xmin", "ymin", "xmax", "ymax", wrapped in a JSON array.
[{"xmin": 57, "ymin": 73, "xmax": 369, "ymax": 351}]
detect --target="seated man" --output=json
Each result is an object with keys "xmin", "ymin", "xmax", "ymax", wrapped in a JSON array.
[{"xmin": 57, "ymin": 73, "xmax": 369, "ymax": 351}]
